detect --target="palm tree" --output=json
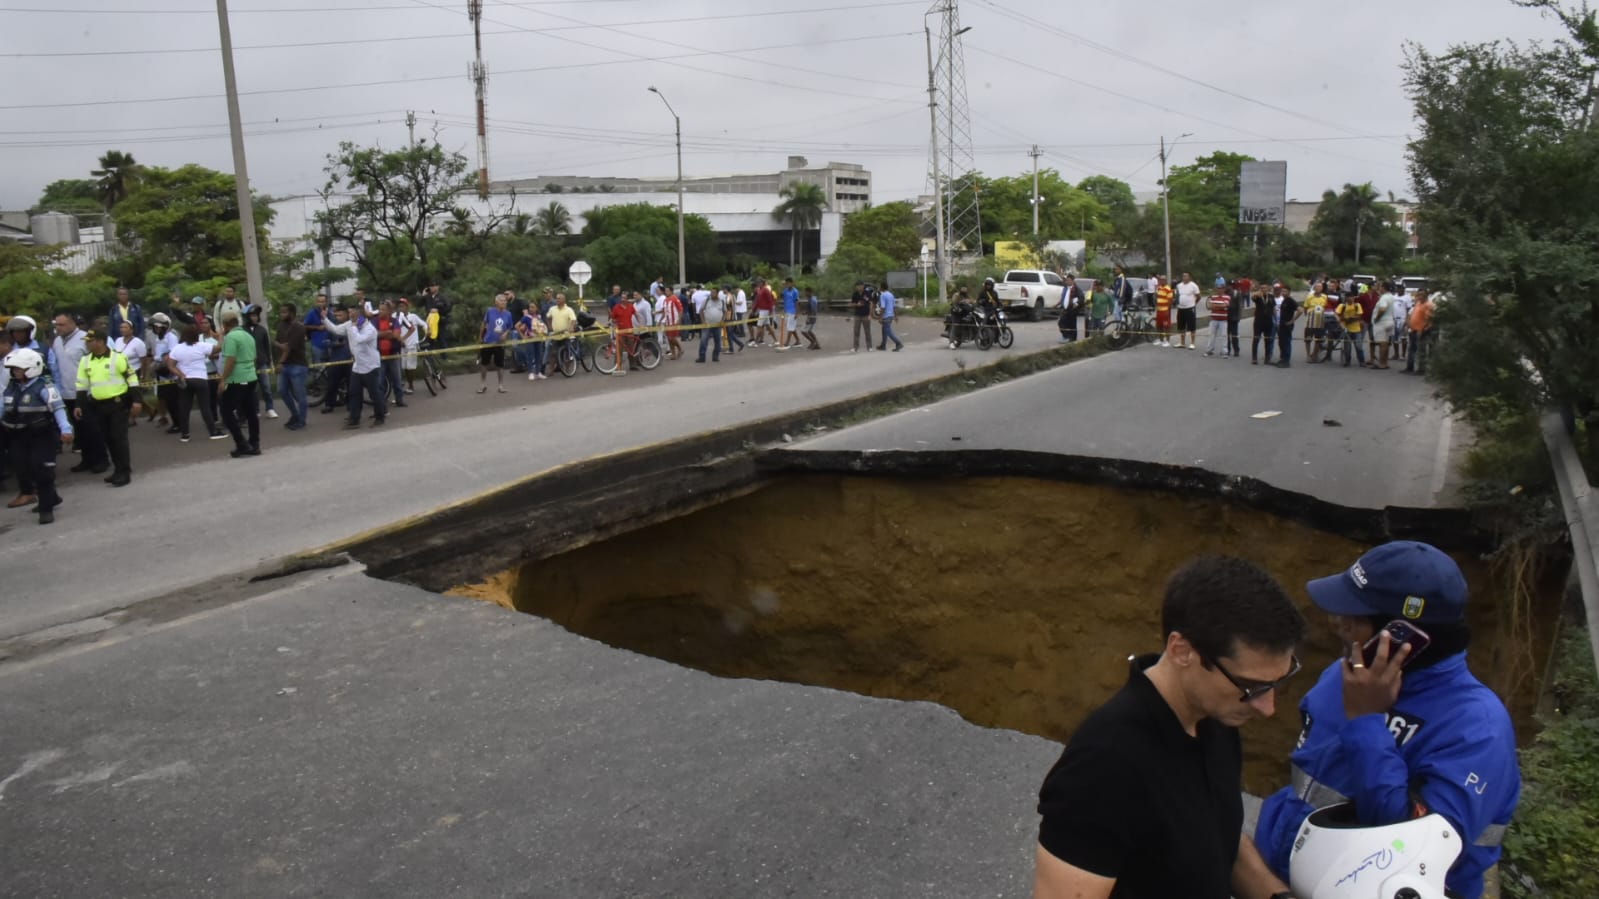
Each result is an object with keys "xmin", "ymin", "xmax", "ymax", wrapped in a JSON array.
[
  {"xmin": 771, "ymin": 181, "xmax": 828, "ymax": 272},
  {"xmin": 534, "ymin": 201, "xmax": 572, "ymax": 238},
  {"xmin": 92, "ymin": 149, "xmax": 143, "ymax": 213}
]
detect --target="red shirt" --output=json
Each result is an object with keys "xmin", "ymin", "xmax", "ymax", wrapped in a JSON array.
[
  {"xmin": 1208, "ymin": 293, "xmax": 1231, "ymax": 316},
  {"xmin": 610, "ymin": 302, "xmax": 635, "ymax": 331},
  {"xmin": 376, "ymin": 314, "xmax": 398, "ymax": 356},
  {"xmin": 755, "ymin": 286, "xmax": 776, "ymax": 312},
  {"xmin": 1358, "ymin": 292, "xmax": 1377, "ymax": 323}
]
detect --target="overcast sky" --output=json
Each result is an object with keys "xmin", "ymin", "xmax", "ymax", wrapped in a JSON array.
[{"xmin": 0, "ymin": 0, "xmax": 1572, "ymax": 214}]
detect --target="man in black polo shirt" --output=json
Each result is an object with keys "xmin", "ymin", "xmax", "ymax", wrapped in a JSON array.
[{"xmin": 1033, "ymin": 555, "xmax": 1306, "ymax": 899}]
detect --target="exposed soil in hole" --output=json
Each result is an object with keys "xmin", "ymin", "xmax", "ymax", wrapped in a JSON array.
[{"xmin": 452, "ymin": 474, "xmax": 1561, "ymax": 794}]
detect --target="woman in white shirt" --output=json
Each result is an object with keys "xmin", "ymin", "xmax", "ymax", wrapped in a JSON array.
[
  {"xmin": 113, "ymin": 320, "xmax": 148, "ymax": 381},
  {"xmin": 165, "ymin": 325, "xmax": 223, "ymax": 441}
]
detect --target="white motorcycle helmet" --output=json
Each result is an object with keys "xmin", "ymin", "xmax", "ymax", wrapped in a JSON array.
[
  {"xmin": 3, "ymin": 347, "xmax": 46, "ymax": 380},
  {"xmin": 6, "ymin": 314, "xmax": 37, "ymax": 338},
  {"xmin": 1289, "ymin": 803, "xmax": 1458, "ymax": 899}
]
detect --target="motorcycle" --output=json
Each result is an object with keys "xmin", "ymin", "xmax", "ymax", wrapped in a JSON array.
[{"xmin": 943, "ymin": 301, "xmax": 992, "ymax": 350}]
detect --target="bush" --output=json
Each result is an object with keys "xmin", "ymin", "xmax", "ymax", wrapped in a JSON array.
[{"xmin": 1501, "ymin": 624, "xmax": 1599, "ymax": 898}]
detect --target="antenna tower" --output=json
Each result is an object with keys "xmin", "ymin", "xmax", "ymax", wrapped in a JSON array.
[
  {"xmin": 927, "ymin": 0, "xmax": 981, "ymax": 263},
  {"xmin": 468, "ymin": 0, "xmax": 489, "ymax": 199}
]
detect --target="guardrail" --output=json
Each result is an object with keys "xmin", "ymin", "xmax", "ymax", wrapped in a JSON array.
[{"xmin": 1542, "ymin": 411, "xmax": 1599, "ymax": 678}]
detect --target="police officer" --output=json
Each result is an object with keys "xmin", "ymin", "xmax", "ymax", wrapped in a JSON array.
[
  {"xmin": 2, "ymin": 348, "xmax": 73, "ymax": 524},
  {"xmin": 1254, "ymin": 541, "xmax": 1520, "ymax": 899},
  {"xmin": 7, "ymin": 314, "xmax": 43, "ymax": 354},
  {"xmin": 74, "ymin": 330, "xmax": 143, "ymax": 487}
]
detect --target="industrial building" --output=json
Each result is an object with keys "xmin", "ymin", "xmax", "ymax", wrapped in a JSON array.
[{"xmin": 495, "ymin": 156, "xmax": 873, "ymax": 215}]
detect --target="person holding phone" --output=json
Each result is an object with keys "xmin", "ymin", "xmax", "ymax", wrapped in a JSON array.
[{"xmin": 1253, "ymin": 541, "xmax": 1520, "ymax": 899}]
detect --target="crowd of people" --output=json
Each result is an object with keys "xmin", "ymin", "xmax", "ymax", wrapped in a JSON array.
[
  {"xmin": 1121, "ymin": 271, "xmax": 1440, "ymax": 371},
  {"xmin": 0, "ymin": 274, "xmax": 880, "ymax": 524}
]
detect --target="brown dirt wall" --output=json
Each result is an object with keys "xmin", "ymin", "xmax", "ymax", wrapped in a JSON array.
[{"xmin": 452, "ymin": 474, "xmax": 1562, "ymax": 794}]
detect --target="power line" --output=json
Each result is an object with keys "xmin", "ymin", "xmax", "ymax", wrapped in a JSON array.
[
  {"xmin": 970, "ymin": 0, "xmax": 1403, "ymax": 147},
  {"xmin": 0, "ymin": 0, "xmax": 711, "ymax": 13},
  {"xmin": 0, "ymin": 30, "xmax": 916, "ymax": 110},
  {"xmin": 3, "ymin": 2, "xmax": 926, "ymax": 58}
]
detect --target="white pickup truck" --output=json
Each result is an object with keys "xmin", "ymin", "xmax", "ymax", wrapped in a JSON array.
[{"xmin": 993, "ymin": 269, "xmax": 1067, "ymax": 321}]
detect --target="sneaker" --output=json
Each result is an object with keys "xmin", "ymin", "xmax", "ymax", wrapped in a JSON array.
[
  {"xmin": 1204, "ymin": 351, "xmax": 1214, "ymax": 357},
  {"xmin": 38, "ymin": 509, "xmax": 54, "ymax": 525},
  {"xmin": 180, "ymin": 434, "xmax": 191, "ymax": 443},
  {"xmin": 208, "ymin": 430, "xmax": 227, "ymax": 440},
  {"xmin": 164, "ymin": 426, "xmax": 182, "ymax": 435},
  {"xmin": 536, "ymin": 373, "xmax": 548, "ymax": 380},
  {"xmin": 370, "ymin": 417, "xmax": 386, "ymax": 427},
  {"xmin": 266, "ymin": 409, "xmax": 279, "ymax": 419},
  {"xmin": 1188, "ymin": 344, "xmax": 1196, "ymax": 351},
  {"xmin": 343, "ymin": 420, "xmax": 362, "ymax": 430}
]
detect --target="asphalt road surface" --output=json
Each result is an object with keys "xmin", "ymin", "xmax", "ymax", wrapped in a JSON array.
[
  {"xmin": 798, "ymin": 338, "xmax": 1464, "ymax": 510},
  {"xmin": 0, "ymin": 315, "xmax": 1053, "ymax": 642}
]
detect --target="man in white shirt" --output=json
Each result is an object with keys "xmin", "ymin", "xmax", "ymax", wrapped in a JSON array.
[
  {"xmin": 1175, "ymin": 272, "xmax": 1202, "ymax": 350},
  {"xmin": 690, "ymin": 285, "xmax": 711, "ymax": 344},
  {"xmin": 322, "ymin": 304, "xmax": 386, "ymax": 429},
  {"xmin": 732, "ymin": 287, "xmax": 750, "ymax": 349},
  {"xmin": 397, "ymin": 297, "xmax": 425, "ymax": 393},
  {"xmin": 113, "ymin": 320, "xmax": 149, "ymax": 382}
]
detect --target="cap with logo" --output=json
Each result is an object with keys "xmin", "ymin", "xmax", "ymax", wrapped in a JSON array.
[{"xmin": 1305, "ymin": 540, "xmax": 1468, "ymax": 624}]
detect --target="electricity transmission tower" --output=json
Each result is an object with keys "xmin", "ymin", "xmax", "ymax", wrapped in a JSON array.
[{"xmin": 926, "ymin": 0, "xmax": 982, "ymax": 272}]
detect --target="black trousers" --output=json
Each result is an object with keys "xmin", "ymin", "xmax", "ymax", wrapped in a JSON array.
[
  {"xmin": 221, "ymin": 381, "xmax": 260, "ymax": 451},
  {"xmin": 11, "ymin": 428, "xmax": 61, "ymax": 511},
  {"xmin": 66, "ymin": 397, "xmax": 107, "ymax": 467},
  {"xmin": 86, "ymin": 398, "xmax": 132, "ymax": 477},
  {"xmin": 321, "ymin": 360, "xmax": 350, "ymax": 411}
]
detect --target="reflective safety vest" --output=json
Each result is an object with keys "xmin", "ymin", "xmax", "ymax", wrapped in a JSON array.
[{"xmin": 76, "ymin": 351, "xmax": 137, "ymax": 400}]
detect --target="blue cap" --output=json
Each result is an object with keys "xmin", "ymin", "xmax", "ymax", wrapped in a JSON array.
[{"xmin": 1306, "ymin": 541, "xmax": 1468, "ymax": 624}]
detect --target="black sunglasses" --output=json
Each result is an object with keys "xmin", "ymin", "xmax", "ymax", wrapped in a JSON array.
[{"xmin": 1212, "ymin": 655, "xmax": 1302, "ymax": 702}]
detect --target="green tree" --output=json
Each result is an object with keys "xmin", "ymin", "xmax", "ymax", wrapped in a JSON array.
[
  {"xmin": 973, "ymin": 170, "xmax": 1110, "ymax": 249},
  {"xmin": 91, "ymin": 150, "xmax": 143, "ymax": 213},
  {"xmin": 837, "ymin": 201, "xmax": 922, "ymax": 265},
  {"xmin": 581, "ymin": 203, "xmax": 721, "ymax": 281},
  {"xmin": 587, "ymin": 232, "xmax": 675, "ymax": 289},
  {"xmin": 317, "ymin": 139, "xmax": 474, "ymax": 290},
  {"xmin": 1309, "ymin": 183, "xmax": 1406, "ymax": 268},
  {"xmin": 1077, "ymin": 175, "xmax": 1137, "ymax": 219},
  {"xmin": 32, "ymin": 179, "xmax": 100, "ymax": 216},
  {"xmin": 534, "ymin": 201, "xmax": 572, "ymax": 238},
  {"xmin": 1404, "ymin": 0, "xmax": 1599, "ymax": 440},
  {"xmin": 0, "ymin": 244, "xmax": 114, "ymax": 316},
  {"xmin": 815, "ymin": 242, "xmax": 895, "ymax": 301},
  {"xmin": 771, "ymin": 181, "xmax": 828, "ymax": 272},
  {"xmin": 101, "ymin": 164, "xmax": 274, "ymax": 290}
]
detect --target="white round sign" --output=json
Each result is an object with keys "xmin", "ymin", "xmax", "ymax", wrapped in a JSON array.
[{"xmin": 568, "ymin": 261, "xmax": 593, "ymax": 286}]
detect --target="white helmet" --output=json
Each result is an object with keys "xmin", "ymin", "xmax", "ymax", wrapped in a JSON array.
[
  {"xmin": 3, "ymin": 347, "xmax": 45, "ymax": 380},
  {"xmin": 1289, "ymin": 803, "xmax": 1458, "ymax": 899},
  {"xmin": 6, "ymin": 314, "xmax": 36, "ymax": 336}
]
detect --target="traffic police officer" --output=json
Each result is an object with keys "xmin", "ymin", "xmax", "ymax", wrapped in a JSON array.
[
  {"xmin": 2, "ymin": 347, "xmax": 73, "ymax": 524},
  {"xmin": 74, "ymin": 330, "xmax": 143, "ymax": 487},
  {"xmin": 1254, "ymin": 541, "xmax": 1520, "ymax": 899}
]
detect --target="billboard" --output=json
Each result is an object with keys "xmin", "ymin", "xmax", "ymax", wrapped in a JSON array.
[{"xmin": 1238, "ymin": 160, "xmax": 1288, "ymax": 225}]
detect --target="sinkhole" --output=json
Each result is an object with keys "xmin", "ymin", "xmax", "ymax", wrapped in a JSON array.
[{"xmin": 427, "ymin": 463, "xmax": 1565, "ymax": 795}]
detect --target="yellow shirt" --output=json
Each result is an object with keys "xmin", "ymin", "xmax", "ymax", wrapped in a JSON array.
[
  {"xmin": 547, "ymin": 305, "xmax": 579, "ymax": 334},
  {"xmin": 1337, "ymin": 302, "xmax": 1364, "ymax": 333},
  {"xmin": 1303, "ymin": 294, "xmax": 1327, "ymax": 323}
]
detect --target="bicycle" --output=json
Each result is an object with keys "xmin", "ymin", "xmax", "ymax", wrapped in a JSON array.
[
  {"xmin": 553, "ymin": 334, "xmax": 595, "ymax": 378},
  {"xmin": 594, "ymin": 331, "xmax": 662, "ymax": 373},
  {"xmin": 1104, "ymin": 304, "xmax": 1154, "ymax": 350},
  {"xmin": 418, "ymin": 342, "xmax": 448, "ymax": 396}
]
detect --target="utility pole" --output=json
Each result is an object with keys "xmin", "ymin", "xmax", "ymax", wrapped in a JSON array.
[
  {"xmin": 925, "ymin": 22, "xmax": 947, "ymax": 300},
  {"xmin": 406, "ymin": 110, "xmax": 417, "ymax": 146},
  {"xmin": 214, "ymin": 0, "xmax": 264, "ymax": 309},
  {"xmin": 647, "ymin": 86, "xmax": 686, "ymax": 287},
  {"xmin": 1029, "ymin": 143, "xmax": 1041, "ymax": 235},
  {"xmin": 1159, "ymin": 132, "xmax": 1192, "ymax": 287},
  {"xmin": 468, "ymin": 0, "xmax": 489, "ymax": 200}
]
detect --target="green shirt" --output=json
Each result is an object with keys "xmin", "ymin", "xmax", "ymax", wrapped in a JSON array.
[{"xmin": 222, "ymin": 328, "xmax": 257, "ymax": 386}]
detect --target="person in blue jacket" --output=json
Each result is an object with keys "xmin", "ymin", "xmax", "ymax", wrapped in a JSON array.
[{"xmin": 1254, "ymin": 541, "xmax": 1519, "ymax": 899}]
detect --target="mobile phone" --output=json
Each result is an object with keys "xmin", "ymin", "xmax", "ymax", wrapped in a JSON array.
[{"xmin": 1362, "ymin": 620, "xmax": 1432, "ymax": 668}]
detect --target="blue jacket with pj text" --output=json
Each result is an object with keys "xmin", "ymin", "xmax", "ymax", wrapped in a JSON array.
[{"xmin": 1254, "ymin": 653, "xmax": 1519, "ymax": 899}]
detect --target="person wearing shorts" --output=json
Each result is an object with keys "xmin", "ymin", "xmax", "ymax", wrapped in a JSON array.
[
  {"xmin": 799, "ymin": 287, "xmax": 820, "ymax": 350},
  {"xmin": 1300, "ymin": 285, "xmax": 1328, "ymax": 363},
  {"xmin": 1154, "ymin": 277, "xmax": 1174, "ymax": 346},
  {"xmin": 1174, "ymin": 272, "xmax": 1200, "ymax": 349},
  {"xmin": 397, "ymin": 297, "xmax": 423, "ymax": 393},
  {"xmin": 478, "ymin": 292, "xmax": 512, "ymax": 393}
]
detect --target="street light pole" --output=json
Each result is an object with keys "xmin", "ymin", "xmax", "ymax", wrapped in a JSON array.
[
  {"xmin": 924, "ymin": 23, "xmax": 947, "ymax": 301},
  {"xmin": 215, "ymin": 0, "xmax": 265, "ymax": 309},
  {"xmin": 1159, "ymin": 132, "xmax": 1192, "ymax": 287},
  {"xmin": 648, "ymin": 86, "xmax": 686, "ymax": 288}
]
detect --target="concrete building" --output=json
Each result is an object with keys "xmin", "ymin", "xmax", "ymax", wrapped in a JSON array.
[{"xmin": 496, "ymin": 156, "xmax": 873, "ymax": 215}]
